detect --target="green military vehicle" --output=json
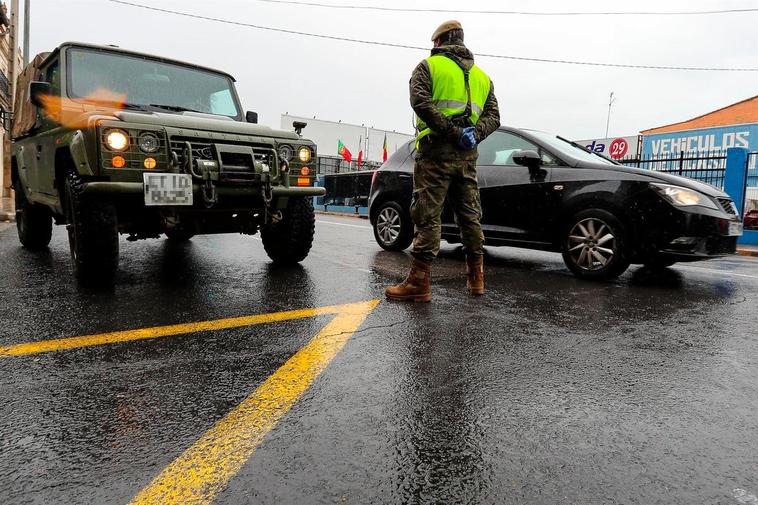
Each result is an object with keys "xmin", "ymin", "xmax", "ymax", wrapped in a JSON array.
[{"xmin": 11, "ymin": 42, "xmax": 324, "ymax": 284}]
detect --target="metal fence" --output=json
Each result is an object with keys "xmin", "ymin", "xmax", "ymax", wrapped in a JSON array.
[
  {"xmin": 317, "ymin": 155, "xmax": 382, "ymax": 175},
  {"xmin": 618, "ymin": 151, "xmax": 727, "ymax": 189},
  {"xmin": 747, "ymin": 151, "xmax": 758, "ymax": 213}
]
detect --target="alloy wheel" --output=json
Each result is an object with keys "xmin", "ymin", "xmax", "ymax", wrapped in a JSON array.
[
  {"xmin": 377, "ymin": 206, "xmax": 401, "ymax": 245},
  {"xmin": 567, "ymin": 218, "xmax": 616, "ymax": 271}
]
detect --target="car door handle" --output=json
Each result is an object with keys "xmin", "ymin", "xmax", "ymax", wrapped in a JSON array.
[{"xmin": 398, "ymin": 174, "xmax": 412, "ymax": 179}]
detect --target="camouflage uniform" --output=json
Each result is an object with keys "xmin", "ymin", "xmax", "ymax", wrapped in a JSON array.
[{"xmin": 409, "ymin": 42, "xmax": 501, "ymax": 262}]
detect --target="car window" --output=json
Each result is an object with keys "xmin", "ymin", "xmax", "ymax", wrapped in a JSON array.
[
  {"xmin": 45, "ymin": 58, "xmax": 61, "ymax": 95},
  {"xmin": 478, "ymin": 131, "xmax": 558, "ymax": 167}
]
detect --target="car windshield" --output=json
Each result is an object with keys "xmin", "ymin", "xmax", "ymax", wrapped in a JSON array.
[
  {"xmin": 66, "ymin": 47, "xmax": 241, "ymax": 119},
  {"xmin": 524, "ymin": 129, "xmax": 617, "ymax": 165}
]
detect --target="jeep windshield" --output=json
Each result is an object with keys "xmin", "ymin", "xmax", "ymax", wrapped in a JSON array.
[{"xmin": 66, "ymin": 47, "xmax": 242, "ymax": 120}]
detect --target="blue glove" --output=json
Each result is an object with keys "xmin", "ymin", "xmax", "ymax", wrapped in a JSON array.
[{"xmin": 458, "ymin": 127, "xmax": 477, "ymax": 150}]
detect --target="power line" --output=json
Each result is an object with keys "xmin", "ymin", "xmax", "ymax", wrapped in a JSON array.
[
  {"xmin": 249, "ymin": 0, "xmax": 758, "ymax": 16},
  {"xmin": 107, "ymin": 0, "xmax": 758, "ymax": 72}
]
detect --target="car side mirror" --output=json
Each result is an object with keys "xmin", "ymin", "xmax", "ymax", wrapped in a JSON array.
[
  {"xmin": 29, "ymin": 81, "xmax": 51, "ymax": 108},
  {"xmin": 513, "ymin": 149, "xmax": 541, "ymax": 171},
  {"xmin": 246, "ymin": 111, "xmax": 258, "ymax": 124}
]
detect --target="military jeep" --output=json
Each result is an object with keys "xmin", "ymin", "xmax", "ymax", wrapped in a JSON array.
[{"xmin": 11, "ymin": 42, "xmax": 324, "ymax": 284}]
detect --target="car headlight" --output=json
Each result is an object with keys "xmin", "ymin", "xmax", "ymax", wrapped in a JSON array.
[
  {"xmin": 651, "ymin": 183, "xmax": 718, "ymax": 210},
  {"xmin": 105, "ymin": 129, "xmax": 129, "ymax": 152},
  {"xmin": 138, "ymin": 132, "xmax": 161, "ymax": 153},
  {"xmin": 298, "ymin": 146, "xmax": 312, "ymax": 163},
  {"xmin": 279, "ymin": 145, "xmax": 293, "ymax": 161}
]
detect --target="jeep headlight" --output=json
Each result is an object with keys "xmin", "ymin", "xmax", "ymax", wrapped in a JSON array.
[
  {"xmin": 279, "ymin": 145, "xmax": 293, "ymax": 161},
  {"xmin": 298, "ymin": 146, "xmax": 312, "ymax": 163},
  {"xmin": 104, "ymin": 129, "xmax": 129, "ymax": 152},
  {"xmin": 651, "ymin": 183, "xmax": 718, "ymax": 210},
  {"xmin": 138, "ymin": 132, "xmax": 161, "ymax": 153}
]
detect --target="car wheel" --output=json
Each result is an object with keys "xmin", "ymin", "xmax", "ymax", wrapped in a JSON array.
[
  {"xmin": 13, "ymin": 173, "xmax": 52, "ymax": 250},
  {"xmin": 165, "ymin": 228, "xmax": 195, "ymax": 242},
  {"xmin": 373, "ymin": 201, "xmax": 413, "ymax": 251},
  {"xmin": 561, "ymin": 209, "xmax": 630, "ymax": 280},
  {"xmin": 261, "ymin": 196, "xmax": 315, "ymax": 264},
  {"xmin": 64, "ymin": 169, "xmax": 119, "ymax": 285}
]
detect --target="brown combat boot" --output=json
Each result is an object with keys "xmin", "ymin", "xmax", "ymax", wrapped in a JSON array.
[
  {"xmin": 466, "ymin": 256, "xmax": 485, "ymax": 296},
  {"xmin": 385, "ymin": 257, "xmax": 432, "ymax": 302}
]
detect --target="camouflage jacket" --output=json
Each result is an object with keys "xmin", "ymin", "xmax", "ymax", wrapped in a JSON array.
[{"xmin": 410, "ymin": 43, "xmax": 501, "ymax": 161}]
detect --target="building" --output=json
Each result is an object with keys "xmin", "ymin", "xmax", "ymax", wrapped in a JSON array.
[
  {"xmin": 640, "ymin": 95, "xmax": 758, "ymax": 210},
  {"xmin": 281, "ymin": 114, "xmax": 414, "ymax": 173},
  {"xmin": 0, "ymin": 2, "xmax": 22, "ymax": 199}
]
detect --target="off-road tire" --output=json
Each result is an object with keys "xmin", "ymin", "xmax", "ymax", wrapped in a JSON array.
[
  {"xmin": 561, "ymin": 208, "xmax": 631, "ymax": 280},
  {"xmin": 13, "ymin": 174, "xmax": 52, "ymax": 249},
  {"xmin": 261, "ymin": 196, "xmax": 315, "ymax": 265},
  {"xmin": 373, "ymin": 201, "xmax": 413, "ymax": 251},
  {"xmin": 64, "ymin": 170, "xmax": 119, "ymax": 284},
  {"xmin": 165, "ymin": 229, "xmax": 195, "ymax": 242}
]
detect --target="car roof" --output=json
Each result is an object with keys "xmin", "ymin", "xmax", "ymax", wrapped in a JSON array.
[{"xmin": 38, "ymin": 42, "xmax": 237, "ymax": 81}]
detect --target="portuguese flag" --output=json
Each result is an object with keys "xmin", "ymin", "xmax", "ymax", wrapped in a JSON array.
[
  {"xmin": 338, "ymin": 140, "xmax": 352, "ymax": 162},
  {"xmin": 382, "ymin": 134, "xmax": 388, "ymax": 162}
]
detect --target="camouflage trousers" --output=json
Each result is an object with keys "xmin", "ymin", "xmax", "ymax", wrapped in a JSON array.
[{"xmin": 410, "ymin": 157, "xmax": 484, "ymax": 261}]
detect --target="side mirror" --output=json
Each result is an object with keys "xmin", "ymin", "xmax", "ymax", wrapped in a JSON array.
[
  {"xmin": 246, "ymin": 111, "xmax": 258, "ymax": 124},
  {"xmin": 29, "ymin": 81, "xmax": 51, "ymax": 108},
  {"xmin": 512, "ymin": 149, "xmax": 541, "ymax": 171}
]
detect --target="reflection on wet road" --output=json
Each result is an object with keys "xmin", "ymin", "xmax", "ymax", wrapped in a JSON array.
[{"xmin": 0, "ymin": 217, "xmax": 757, "ymax": 504}]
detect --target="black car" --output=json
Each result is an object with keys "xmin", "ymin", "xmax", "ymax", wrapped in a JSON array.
[{"xmin": 368, "ymin": 127, "xmax": 743, "ymax": 279}]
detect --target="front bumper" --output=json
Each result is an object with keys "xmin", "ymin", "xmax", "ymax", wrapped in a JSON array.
[
  {"xmin": 650, "ymin": 211, "xmax": 740, "ymax": 260},
  {"xmin": 81, "ymin": 181, "xmax": 325, "ymax": 198}
]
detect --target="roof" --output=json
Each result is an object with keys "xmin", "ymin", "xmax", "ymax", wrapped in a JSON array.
[
  {"xmin": 641, "ymin": 94, "xmax": 758, "ymax": 135},
  {"xmin": 35, "ymin": 42, "xmax": 237, "ymax": 81}
]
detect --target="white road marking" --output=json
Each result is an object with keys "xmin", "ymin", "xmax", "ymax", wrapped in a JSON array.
[
  {"xmin": 316, "ymin": 219, "xmax": 371, "ymax": 230},
  {"xmin": 675, "ymin": 265, "xmax": 758, "ymax": 281},
  {"xmin": 733, "ymin": 489, "xmax": 758, "ymax": 504}
]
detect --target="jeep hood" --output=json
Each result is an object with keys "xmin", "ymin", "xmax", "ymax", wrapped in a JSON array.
[{"xmin": 114, "ymin": 111, "xmax": 301, "ymax": 141}]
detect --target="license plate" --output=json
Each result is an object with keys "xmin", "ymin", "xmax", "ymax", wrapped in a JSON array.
[
  {"xmin": 143, "ymin": 173, "xmax": 193, "ymax": 206},
  {"xmin": 728, "ymin": 221, "xmax": 743, "ymax": 237}
]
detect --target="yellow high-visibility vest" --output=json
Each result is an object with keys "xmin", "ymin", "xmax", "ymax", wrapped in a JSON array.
[{"xmin": 416, "ymin": 54, "xmax": 491, "ymax": 144}]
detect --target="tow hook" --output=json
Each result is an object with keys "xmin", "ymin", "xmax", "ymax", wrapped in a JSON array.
[{"xmin": 261, "ymin": 162, "xmax": 282, "ymax": 224}]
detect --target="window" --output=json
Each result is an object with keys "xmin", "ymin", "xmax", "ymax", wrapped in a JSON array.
[
  {"xmin": 478, "ymin": 131, "xmax": 559, "ymax": 166},
  {"xmin": 45, "ymin": 58, "xmax": 61, "ymax": 95}
]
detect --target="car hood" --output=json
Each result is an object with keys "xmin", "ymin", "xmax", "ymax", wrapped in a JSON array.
[
  {"xmin": 114, "ymin": 111, "xmax": 301, "ymax": 140},
  {"xmin": 579, "ymin": 161, "xmax": 728, "ymax": 198}
]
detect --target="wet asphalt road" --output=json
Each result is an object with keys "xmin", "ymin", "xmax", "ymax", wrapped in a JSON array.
[{"xmin": 1, "ymin": 216, "xmax": 757, "ymax": 505}]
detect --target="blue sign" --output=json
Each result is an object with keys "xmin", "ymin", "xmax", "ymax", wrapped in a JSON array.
[{"xmin": 642, "ymin": 123, "xmax": 758, "ymax": 168}]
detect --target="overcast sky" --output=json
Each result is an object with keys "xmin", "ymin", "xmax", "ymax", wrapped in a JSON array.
[{"xmin": 21, "ymin": 0, "xmax": 758, "ymax": 139}]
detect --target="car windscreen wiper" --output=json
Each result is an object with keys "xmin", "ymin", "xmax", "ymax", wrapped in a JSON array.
[
  {"xmin": 148, "ymin": 103, "xmax": 205, "ymax": 114},
  {"xmin": 556, "ymin": 135, "xmax": 620, "ymax": 165}
]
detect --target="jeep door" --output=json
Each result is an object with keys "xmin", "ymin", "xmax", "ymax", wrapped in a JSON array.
[{"xmin": 34, "ymin": 57, "xmax": 62, "ymax": 197}]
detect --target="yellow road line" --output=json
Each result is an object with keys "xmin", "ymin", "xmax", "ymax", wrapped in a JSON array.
[
  {"xmin": 129, "ymin": 299, "xmax": 379, "ymax": 505},
  {"xmin": 0, "ymin": 301, "xmax": 378, "ymax": 357}
]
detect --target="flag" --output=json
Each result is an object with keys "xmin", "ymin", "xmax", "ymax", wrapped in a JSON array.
[
  {"xmin": 338, "ymin": 140, "xmax": 352, "ymax": 162},
  {"xmin": 357, "ymin": 136, "xmax": 363, "ymax": 168},
  {"xmin": 382, "ymin": 134, "xmax": 388, "ymax": 162}
]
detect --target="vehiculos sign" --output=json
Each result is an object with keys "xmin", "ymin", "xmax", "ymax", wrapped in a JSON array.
[
  {"xmin": 575, "ymin": 135, "xmax": 641, "ymax": 160},
  {"xmin": 642, "ymin": 123, "xmax": 758, "ymax": 162}
]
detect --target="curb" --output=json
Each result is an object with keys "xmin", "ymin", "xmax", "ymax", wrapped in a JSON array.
[
  {"xmin": 315, "ymin": 210, "xmax": 368, "ymax": 220},
  {"xmin": 737, "ymin": 248, "xmax": 758, "ymax": 258}
]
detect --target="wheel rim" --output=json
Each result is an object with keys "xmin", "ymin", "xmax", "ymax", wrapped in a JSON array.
[
  {"xmin": 377, "ymin": 207, "xmax": 401, "ymax": 245},
  {"xmin": 568, "ymin": 218, "xmax": 616, "ymax": 271}
]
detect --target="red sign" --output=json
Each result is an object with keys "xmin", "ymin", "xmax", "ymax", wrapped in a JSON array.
[{"xmin": 609, "ymin": 137, "xmax": 629, "ymax": 159}]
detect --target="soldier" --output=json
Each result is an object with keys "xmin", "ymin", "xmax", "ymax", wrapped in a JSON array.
[{"xmin": 385, "ymin": 20, "xmax": 501, "ymax": 302}]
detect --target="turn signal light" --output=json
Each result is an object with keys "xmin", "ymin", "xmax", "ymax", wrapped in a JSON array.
[
  {"xmin": 297, "ymin": 177, "xmax": 310, "ymax": 186},
  {"xmin": 300, "ymin": 167, "xmax": 310, "ymax": 176},
  {"xmin": 143, "ymin": 157, "xmax": 157, "ymax": 169},
  {"xmin": 112, "ymin": 155, "xmax": 126, "ymax": 168}
]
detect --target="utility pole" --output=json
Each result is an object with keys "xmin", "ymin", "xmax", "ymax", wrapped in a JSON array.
[
  {"xmin": 2, "ymin": 0, "xmax": 18, "ymax": 198},
  {"xmin": 22, "ymin": 0, "xmax": 27, "ymax": 66},
  {"xmin": 604, "ymin": 91, "xmax": 616, "ymax": 138}
]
